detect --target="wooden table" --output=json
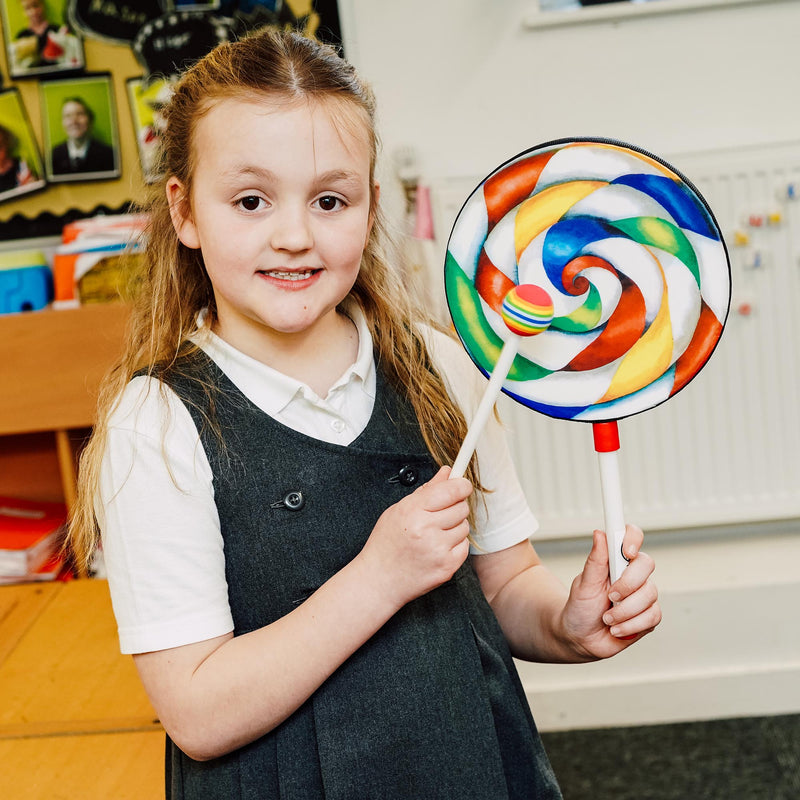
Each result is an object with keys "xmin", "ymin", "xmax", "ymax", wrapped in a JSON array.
[{"xmin": 0, "ymin": 579, "xmax": 164, "ymax": 799}]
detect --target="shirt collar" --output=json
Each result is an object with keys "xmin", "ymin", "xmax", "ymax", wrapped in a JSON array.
[
  {"xmin": 334, "ymin": 299, "xmax": 375, "ymax": 393},
  {"xmin": 67, "ymin": 140, "xmax": 89, "ymax": 160},
  {"xmin": 194, "ymin": 300, "xmax": 376, "ymax": 418}
]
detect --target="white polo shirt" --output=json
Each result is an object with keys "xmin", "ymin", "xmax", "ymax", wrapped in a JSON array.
[{"xmin": 97, "ymin": 305, "xmax": 538, "ymax": 654}]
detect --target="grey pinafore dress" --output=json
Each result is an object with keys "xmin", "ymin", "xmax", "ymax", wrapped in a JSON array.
[{"xmin": 161, "ymin": 351, "xmax": 562, "ymax": 799}]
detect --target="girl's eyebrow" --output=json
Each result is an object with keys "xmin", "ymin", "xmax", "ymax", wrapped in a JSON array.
[
  {"xmin": 222, "ymin": 165, "xmax": 365, "ymax": 190},
  {"xmin": 315, "ymin": 169, "xmax": 365, "ymax": 187},
  {"xmin": 223, "ymin": 165, "xmax": 279, "ymax": 183}
]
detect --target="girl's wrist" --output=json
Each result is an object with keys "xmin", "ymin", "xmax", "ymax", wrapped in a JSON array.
[{"xmin": 349, "ymin": 549, "xmax": 407, "ymax": 619}]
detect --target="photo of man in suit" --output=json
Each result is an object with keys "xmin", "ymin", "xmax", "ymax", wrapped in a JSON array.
[{"xmin": 50, "ymin": 96, "xmax": 115, "ymax": 175}]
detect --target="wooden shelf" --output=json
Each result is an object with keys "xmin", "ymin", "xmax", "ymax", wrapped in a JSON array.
[
  {"xmin": 0, "ymin": 304, "xmax": 129, "ymax": 509},
  {"xmin": 0, "ymin": 304, "xmax": 129, "ymax": 436}
]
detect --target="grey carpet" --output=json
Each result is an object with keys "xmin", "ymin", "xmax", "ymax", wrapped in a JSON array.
[{"xmin": 540, "ymin": 714, "xmax": 800, "ymax": 799}]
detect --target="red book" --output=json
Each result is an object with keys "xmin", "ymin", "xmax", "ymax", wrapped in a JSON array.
[{"xmin": 0, "ymin": 497, "xmax": 67, "ymax": 578}]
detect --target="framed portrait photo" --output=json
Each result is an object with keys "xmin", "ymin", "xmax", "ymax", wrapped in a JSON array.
[
  {"xmin": 0, "ymin": 88, "xmax": 46, "ymax": 203},
  {"xmin": 1, "ymin": 0, "xmax": 85, "ymax": 78},
  {"xmin": 40, "ymin": 74, "xmax": 121, "ymax": 183},
  {"xmin": 127, "ymin": 75, "xmax": 173, "ymax": 184}
]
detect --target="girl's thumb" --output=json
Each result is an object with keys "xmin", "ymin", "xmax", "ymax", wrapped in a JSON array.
[
  {"xmin": 579, "ymin": 530, "xmax": 610, "ymax": 588},
  {"xmin": 431, "ymin": 465, "xmax": 452, "ymax": 483}
]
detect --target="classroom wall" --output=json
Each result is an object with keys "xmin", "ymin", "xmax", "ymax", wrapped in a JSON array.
[
  {"xmin": 341, "ymin": 0, "xmax": 800, "ymax": 186},
  {"xmin": 339, "ymin": 0, "xmax": 800, "ymax": 729}
]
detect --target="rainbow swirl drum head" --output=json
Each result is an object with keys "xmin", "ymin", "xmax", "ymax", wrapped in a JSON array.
[{"xmin": 444, "ymin": 138, "xmax": 731, "ymax": 422}]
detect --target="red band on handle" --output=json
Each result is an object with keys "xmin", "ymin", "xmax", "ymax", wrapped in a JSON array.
[{"xmin": 593, "ymin": 421, "xmax": 620, "ymax": 453}]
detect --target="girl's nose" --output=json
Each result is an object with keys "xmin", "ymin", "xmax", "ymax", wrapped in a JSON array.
[{"xmin": 270, "ymin": 206, "xmax": 313, "ymax": 252}]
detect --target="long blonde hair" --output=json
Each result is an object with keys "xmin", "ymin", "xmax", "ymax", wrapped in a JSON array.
[{"xmin": 69, "ymin": 26, "xmax": 479, "ymax": 573}]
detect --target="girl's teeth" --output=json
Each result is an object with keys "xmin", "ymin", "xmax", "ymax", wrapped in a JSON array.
[{"xmin": 268, "ymin": 270, "xmax": 313, "ymax": 281}]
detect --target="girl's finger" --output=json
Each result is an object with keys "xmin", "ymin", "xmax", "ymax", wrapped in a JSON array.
[
  {"xmin": 438, "ymin": 517, "xmax": 471, "ymax": 548},
  {"xmin": 419, "ymin": 476, "xmax": 472, "ymax": 513},
  {"xmin": 603, "ymin": 580, "xmax": 659, "ymax": 628},
  {"xmin": 608, "ymin": 550, "xmax": 655, "ymax": 602},
  {"xmin": 607, "ymin": 602, "xmax": 663, "ymax": 639},
  {"xmin": 621, "ymin": 523, "xmax": 644, "ymax": 561},
  {"xmin": 450, "ymin": 535, "xmax": 470, "ymax": 561}
]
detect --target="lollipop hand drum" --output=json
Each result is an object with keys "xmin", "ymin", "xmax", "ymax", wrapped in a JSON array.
[{"xmin": 445, "ymin": 138, "xmax": 731, "ymax": 581}]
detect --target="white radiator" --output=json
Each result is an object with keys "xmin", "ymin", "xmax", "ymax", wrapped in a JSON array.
[{"xmin": 431, "ymin": 140, "xmax": 800, "ymax": 538}]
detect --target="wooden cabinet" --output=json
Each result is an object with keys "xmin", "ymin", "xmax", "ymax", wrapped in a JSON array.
[{"xmin": 0, "ymin": 304, "xmax": 129, "ymax": 508}]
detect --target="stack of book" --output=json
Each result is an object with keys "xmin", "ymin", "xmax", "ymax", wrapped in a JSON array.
[
  {"xmin": 52, "ymin": 212, "xmax": 149, "ymax": 308},
  {"xmin": 0, "ymin": 496, "xmax": 70, "ymax": 585}
]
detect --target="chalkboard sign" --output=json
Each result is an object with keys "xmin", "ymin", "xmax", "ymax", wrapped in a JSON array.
[
  {"xmin": 69, "ymin": 0, "xmax": 167, "ymax": 44},
  {"xmin": 133, "ymin": 13, "xmax": 231, "ymax": 78}
]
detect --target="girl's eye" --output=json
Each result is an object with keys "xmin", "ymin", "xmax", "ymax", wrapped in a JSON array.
[
  {"xmin": 237, "ymin": 195, "xmax": 265, "ymax": 212},
  {"xmin": 317, "ymin": 195, "xmax": 344, "ymax": 212}
]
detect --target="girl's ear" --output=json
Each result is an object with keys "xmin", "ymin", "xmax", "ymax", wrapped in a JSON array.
[{"xmin": 166, "ymin": 176, "xmax": 200, "ymax": 249}]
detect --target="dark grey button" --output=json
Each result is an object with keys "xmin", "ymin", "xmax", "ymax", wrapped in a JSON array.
[
  {"xmin": 284, "ymin": 491, "xmax": 305, "ymax": 510},
  {"xmin": 270, "ymin": 491, "xmax": 305, "ymax": 511},
  {"xmin": 397, "ymin": 465, "xmax": 418, "ymax": 486}
]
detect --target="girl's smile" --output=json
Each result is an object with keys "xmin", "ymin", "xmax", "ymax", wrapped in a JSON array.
[{"xmin": 167, "ymin": 95, "xmax": 376, "ymax": 370}]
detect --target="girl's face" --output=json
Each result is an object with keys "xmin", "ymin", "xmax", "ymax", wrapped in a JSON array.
[{"xmin": 167, "ymin": 95, "xmax": 375, "ymax": 361}]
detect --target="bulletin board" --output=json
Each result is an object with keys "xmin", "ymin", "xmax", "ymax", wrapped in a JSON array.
[{"xmin": 0, "ymin": 0, "xmax": 342, "ymax": 241}]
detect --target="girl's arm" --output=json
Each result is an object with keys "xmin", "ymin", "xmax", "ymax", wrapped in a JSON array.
[
  {"xmin": 471, "ymin": 526, "xmax": 661, "ymax": 663},
  {"xmin": 132, "ymin": 467, "xmax": 472, "ymax": 762}
]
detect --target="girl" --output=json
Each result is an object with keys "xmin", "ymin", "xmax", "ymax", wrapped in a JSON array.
[{"xmin": 71, "ymin": 27, "xmax": 661, "ymax": 800}]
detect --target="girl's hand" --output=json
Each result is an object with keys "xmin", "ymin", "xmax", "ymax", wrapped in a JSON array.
[
  {"xmin": 360, "ymin": 466, "xmax": 472, "ymax": 610},
  {"xmin": 559, "ymin": 526, "xmax": 661, "ymax": 661}
]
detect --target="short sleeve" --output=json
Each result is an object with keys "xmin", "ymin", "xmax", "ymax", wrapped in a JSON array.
[
  {"xmin": 422, "ymin": 328, "xmax": 538, "ymax": 553},
  {"xmin": 97, "ymin": 376, "xmax": 234, "ymax": 654}
]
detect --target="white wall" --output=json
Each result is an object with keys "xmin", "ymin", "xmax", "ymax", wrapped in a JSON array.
[
  {"xmin": 341, "ymin": 0, "xmax": 800, "ymax": 186},
  {"xmin": 339, "ymin": 0, "xmax": 800, "ymax": 729}
]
